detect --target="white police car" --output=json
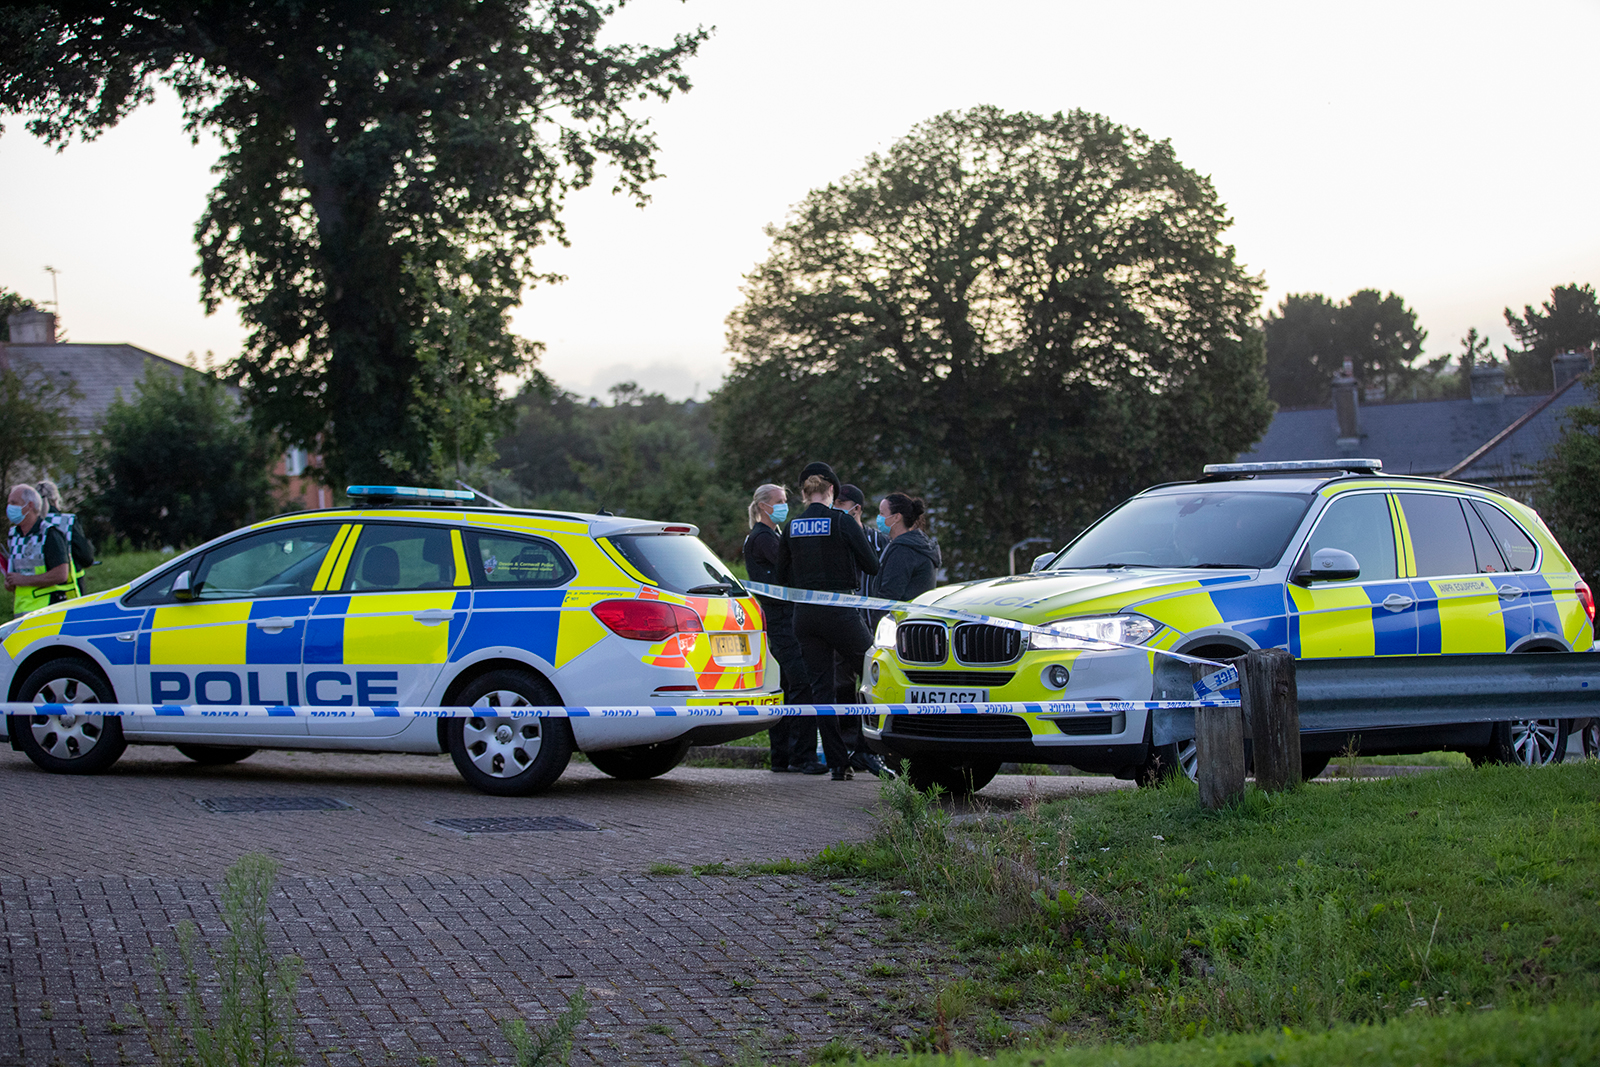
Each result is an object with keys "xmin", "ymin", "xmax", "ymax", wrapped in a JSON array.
[{"xmin": 1, "ymin": 487, "xmax": 781, "ymax": 794}]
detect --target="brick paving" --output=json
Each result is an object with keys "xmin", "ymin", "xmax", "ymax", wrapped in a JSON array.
[{"xmin": 0, "ymin": 745, "xmax": 1126, "ymax": 1065}]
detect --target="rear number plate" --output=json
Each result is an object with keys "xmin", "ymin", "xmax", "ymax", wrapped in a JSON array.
[
  {"xmin": 904, "ymin": 688, "xmax": 988, "ymax": 704},
  {"xmin": 711, "ymin": 634, "xmax": 750, "ymax": 657}
]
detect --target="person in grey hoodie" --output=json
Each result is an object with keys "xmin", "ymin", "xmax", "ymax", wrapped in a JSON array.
[{"xmin": 873, "ymin": 492, "xmax": 941, "ymax": 603}]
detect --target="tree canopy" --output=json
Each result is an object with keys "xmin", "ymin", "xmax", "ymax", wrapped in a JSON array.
[
  {"xmin": 714, "ymin": 106, "xmax": 1273, "ymax": 577},
  {"xmin": 491, "ymin": 382, "xmax": 747, "ymax": 558},
  {"xmin": 0, "ymin": 287, "xmax": 37, "ymax": 340},
  {"xmin": 1263, "ymin": 289, "xmax": 1432, "ymax": 406},
  {"xmin": 86, "ymin": 365, "xmax": 278, "ymax": 549},
  {"xmin": 0, "ymin": 1, "xmax": 705, "ymax": 485},
  {"xmin": 1504, "ymin": 283, "xmax": 1600, "ymax": 393}
]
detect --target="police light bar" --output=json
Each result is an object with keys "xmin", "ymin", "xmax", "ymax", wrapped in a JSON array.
[
  {"xmin": 346, "ymin": 485, "xmax": 477, "ymax": 502},
  {"xmin": 1202, "ymin": 459, "xmax": 1383, "ymax": 475}
]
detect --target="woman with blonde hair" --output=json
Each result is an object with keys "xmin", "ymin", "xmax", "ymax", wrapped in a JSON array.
[{"xmin": 742, "ymin": 483, "xmax": 822, "ymax": 772}]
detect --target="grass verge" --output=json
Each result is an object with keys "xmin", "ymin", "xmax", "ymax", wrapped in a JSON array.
[{"xmin": 813, "ymin": 761, "xmax": 1599, "ymax": 1055}]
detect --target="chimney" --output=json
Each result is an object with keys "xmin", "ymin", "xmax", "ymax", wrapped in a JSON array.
[
  {"xmin": 1470, "ymin": 362, "xmax": 1505, "ymax": 403},
  {"xmin": 1332, "ymin": 358, "xmax": 1361, "ymax": 450},
  {"xmin": 7, "ymin": 310, "xmax": 57, "ymax": 344},
  {"xmin": 1551, "ymin": 351, "xmax": 1592, "ymax": 391}
]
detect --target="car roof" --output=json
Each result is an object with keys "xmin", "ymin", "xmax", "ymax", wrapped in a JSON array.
[
  {"xmin": 256, "ymin": 505, "xmax": 698, "ymax": 539},
  {"xmin": 1140, "ymin": 471, "xmax": 1509, "ymax": 499}
]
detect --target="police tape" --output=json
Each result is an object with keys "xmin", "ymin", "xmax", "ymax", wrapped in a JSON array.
[
  {"xmin": 742, "ymin": 580, "xmax": 1229, "ymax": 668},
  {"xmin": 2, "ymin": 699, "xmax": 1240, "ymax": 719}
]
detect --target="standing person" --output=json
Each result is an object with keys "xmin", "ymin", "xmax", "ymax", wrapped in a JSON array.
[
  {"xmin": 778, "ymin": 462, "xmax": 880, "ymax": 780},
  {"xmin": 743, "ymin": 483, "xmax": 825, "ymax": 774},
  {"xmin": 37, "ymin": 479, "xmax": 95, "ymax": 593},
  {"xmin": 874, "ymin": 493, "xmax": 942, "ymax": 604},
  {"xmin": 834, "ymin": 483, "xmax": 895, "ymax": 779},
  {"xmin": 5, "ymin": 484, "xmax": 80, "ymax": 615}
]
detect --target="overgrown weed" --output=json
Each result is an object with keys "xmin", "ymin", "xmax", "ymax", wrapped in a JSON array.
[{"xmin": 501, "ymin": 989, "xmax": 587, "ymax": 1067}]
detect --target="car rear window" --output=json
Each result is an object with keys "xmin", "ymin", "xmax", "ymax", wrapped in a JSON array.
[
  {"xmin": 606, "ymin": 534, "xmax": 747, "ymax": 596},
  {"xmin": 1052, "ymin": 491, "xmax": 1312, "ymax": 570}
]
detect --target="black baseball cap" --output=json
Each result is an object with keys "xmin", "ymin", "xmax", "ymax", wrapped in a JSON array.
[
  {"xmin": 799, "ymin": 461, "xmax": 842, "ymax": 497},
  {"xmin": 837, "ymin": 484, "xmax": 866, "ymax": 509}
]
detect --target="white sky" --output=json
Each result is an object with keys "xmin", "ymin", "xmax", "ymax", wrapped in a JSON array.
[{"xmin": 2, "ymin": 0, "xmax": 1597, "ymax": 400}]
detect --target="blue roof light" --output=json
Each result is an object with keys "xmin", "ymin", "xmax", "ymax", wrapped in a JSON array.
[{"xmin": 346, "ymin": 485, "xmax": 476, "ymax": 502}]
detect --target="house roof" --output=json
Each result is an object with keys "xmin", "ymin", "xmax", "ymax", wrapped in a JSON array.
[
  {"xmin": 1242, "ymin": 382, "xmax": 1595, "ymax": 482},
  {"xmin": 0, "ymin": 341, "xmax": 214, "ymax": 432}
]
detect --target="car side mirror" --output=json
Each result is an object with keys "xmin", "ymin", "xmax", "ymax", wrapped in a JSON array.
[
  {"xmin": 1294, "ymin": 547, "xmax": 1361, "ymax": 585},
  {"xmin": 1030, "ymin": 552, "xmax": 1055, "ymax": 573},
  {"xmin": 171, "ymin": 570, "xmax": 200, "ymax": 601}
]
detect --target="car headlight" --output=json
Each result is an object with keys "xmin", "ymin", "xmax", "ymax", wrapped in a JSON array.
[
  {"xmin": 0, "ymin": 617, "xmax": 23, "ymax": 644},
  {"xmin": 1029, "ymin": 614, "xmax": 1158, "ymax": 650},
  {"xmin": 873, "ymin": 615, "xmax": 897, "ymax": 649}
]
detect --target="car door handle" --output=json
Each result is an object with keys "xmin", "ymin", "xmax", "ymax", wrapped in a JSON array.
[
  {"xmin": 413, "ymin": 609, "xmax": 454, "ymax": 626},
  {"xmin": 252, "ymin": 617, "xmax": 295, "ymax": 634},
  {"xmin": 1497, "ymin": 585, "xmax": 1523, "ymax": 600},
  {"xmin": 115, "ymin": 632, "xmax": 136, "ymax": 642},
  {"xmin": 1381, "ymin": 594, "xmax": 1414, "ymax": 612}
]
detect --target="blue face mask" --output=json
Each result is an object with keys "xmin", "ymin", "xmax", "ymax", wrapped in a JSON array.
[
  {"xmin": 876, "ymin": 514, "xmax": 891, "ymax": 535},
  {"xmin": 6, "ymin": 504, "xmax": 24, "ymax": 525},
  {"xmin": 770, "ymin": 503, "xmax": 789, "ymax": 523}
]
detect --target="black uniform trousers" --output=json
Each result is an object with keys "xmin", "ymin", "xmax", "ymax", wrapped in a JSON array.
[
  {"xmin": 759, "ymin": 596, "xmax": 816, "ymax": 767},
  {"xmin": 793, "ymin": 602, "xmax": 874, "ymax": 771}
]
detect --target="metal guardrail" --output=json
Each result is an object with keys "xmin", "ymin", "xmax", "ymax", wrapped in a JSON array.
[{"xmin": 1153, "ymin": 651, "xmax": 1600, "ymax": 746}]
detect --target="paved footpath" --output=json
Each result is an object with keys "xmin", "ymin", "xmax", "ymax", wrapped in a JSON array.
[{"xmin": 0, "ymin": 745, "xmax": 1125, "ymax": 1066}]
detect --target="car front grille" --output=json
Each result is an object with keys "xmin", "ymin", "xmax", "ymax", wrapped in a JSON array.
[
  {"xmin": 953, "ymin": 623, "xmax": 1023, "ymax": 664},
  {"xmin": 888, "ymin": 714, "xmax": 1033, "ymax": 740},
  {"xmin": 902, "ymin": 670, "xmax": 1016, "ymax": 688},
  {"xmin": 896, "ymin": 622, "xmax": 947, "ymax": 664}
]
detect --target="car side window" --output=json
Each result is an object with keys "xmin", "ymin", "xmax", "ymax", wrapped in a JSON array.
[
  {"xmin": 342, "ymin": 524, "xmax": 457, "ymax": 591},
  {"xmin": 1303, "ymin": 494, "xmax": 1396, "ymax": 582},
  {"xmin": 1471, "ymin": 502, "xmax": 1538, "ymax": 572},
  {"xmin": 125, "ymin": 525, "xmax": 339, "ymax": 605},
  {"xmin": 465, "ymin": 531, "xmax": 576, "ymax": 588},
  {"xmin": 1464, "ymin": 504, "xmax": 1507, "ymax": 573},
  {"xmin": 1397, "ymin": 494, "xmax": 1477, "ymax": 578}
]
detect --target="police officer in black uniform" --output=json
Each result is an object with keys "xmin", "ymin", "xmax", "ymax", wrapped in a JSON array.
[{"xmin": 778, "ymin": 462, "xmax": 880, "ymax": 780}]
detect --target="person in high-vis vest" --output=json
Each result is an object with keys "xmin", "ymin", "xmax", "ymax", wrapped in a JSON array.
[
  {"xmin": 5, "ymin": 483, "xmax": 81, "ymax": 615},
  {"xmin": 37, "ymin": 479, "xmax": 95, "ymax": 593}
]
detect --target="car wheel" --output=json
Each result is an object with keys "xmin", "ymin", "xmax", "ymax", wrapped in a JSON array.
[
  {"xmin": 585, "ymin": 739, "xmax": 691, "ymax": 780},
  {"xmin": 1470, "ymin": 719, "xmax": 1568, "ymax": 767},
  {"xmin": 1136, "ymin": 740, "xmax": 1197, "ymax": 785},
  {"xmin": 1580, "ymin": 718, "xmax": 1599, "ymax": 759},
  {"xmin": 1300, "ymin": 752, "xmax": 1333, "ymax": 780},
  {"xmin": 175, "ymin": 744, "xmax": 258, "ymax": 766},
  {"xmin": 445, "ymin": 670, "xmax": 572, "ymax": 796},
  {"xmin": 906, "ymin": 757, "xmax": 1000, "ymax": 796},
  {"xmin": 13, "ymin": 659, "xmax": 126, "ymax": 774}
]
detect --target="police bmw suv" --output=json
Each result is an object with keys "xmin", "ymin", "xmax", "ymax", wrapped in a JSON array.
[{"xmin": 861, "ymin": 460, "xmax": 1596, "ymax": 792}]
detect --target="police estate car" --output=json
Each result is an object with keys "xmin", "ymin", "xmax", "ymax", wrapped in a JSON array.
[
  {"xmin": 1, "ymin": 486, "xmax": 780, "ymax": 795},
  {"xmin": 862, "ymin": 460, "xmax": 1595, "ymax": 793}
]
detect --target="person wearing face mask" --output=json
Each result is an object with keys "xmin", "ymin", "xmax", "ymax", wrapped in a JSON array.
[
  {"xmin": 743, "ymin": 483, "xmax": 824, "ymax": 774},
  {"xmin": 777, "ymin": 461, "xmax": 880, "ymax": 780},
  {"xmin": 873, "ymin": 493, "xmax": 941, "ymax": 605},
  {"xmin": 5, "ymin": 483, "xmax": 81, "ymax": 615}
]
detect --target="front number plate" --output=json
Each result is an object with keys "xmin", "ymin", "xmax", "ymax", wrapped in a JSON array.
[
  {"xmin": 904, "ymin": 688, "xmax": 988, "ymax": 704},
  {"xmin": 710, "ymin": 634, "xmax": 750, "ymax": 657}
]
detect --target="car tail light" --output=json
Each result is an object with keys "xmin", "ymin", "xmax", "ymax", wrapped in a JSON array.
[
  {"xmin": 1578, "ymin": 580, "xmax": 1596, "ymax": 623},
  {"xmin": 591, "ymin": 599, "xmax": 704, "ymax": 641}
]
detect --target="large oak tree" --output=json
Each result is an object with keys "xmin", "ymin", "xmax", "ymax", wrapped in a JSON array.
[
  {"xmin": 715, "ymin": 106, "xmax": 1273, "ymax": 577},
  {"xmin": 1, "ymin": 2, "xmax": 705, "ymax": 484}
]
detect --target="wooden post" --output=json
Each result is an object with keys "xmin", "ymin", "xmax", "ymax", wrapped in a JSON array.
[
  {"xmin": 1192, "ymin": 661, "xmax": 1245, "ymax": 809},
  {"xmin": 1242, "ymin": 647, "xmax": 1301, "ymax": 792}
]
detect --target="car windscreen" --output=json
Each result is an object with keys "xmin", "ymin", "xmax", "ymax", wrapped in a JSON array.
[
  {"xmin": 1051, "ymin": 491, "xmax": 1313, "ymax": 570},
  {"xmin": 606, "ymin": 534, "xmax": 748, "ymax": 596}
]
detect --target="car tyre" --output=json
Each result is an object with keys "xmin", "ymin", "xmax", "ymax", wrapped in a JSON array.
[
  {"xmin": 1469, "ymin": 718, "xmax": 1567, "ymax": 767},
  {"xmin": 446, "ymin": 670, "xmax": 572, "ymax": 796},
  {"xmin": 1136, "ymin": 740, "xmax": 1197, "ymax": 785},
  {"xmin": 585, "ymin": 739, "xmax": 691, "ymax": 780},
  {"xmin": 906, "ymin": 757, "xmax": 1000, "ymax": 796},
  {"xmin": 13, "ymin": 659, "xmax": 126, "ymax": 775},
  {"xmin": 1580, "ymin": 718, "xmax": 1599, "ymax": 759},
  {"xmin": 1300, "ymin": 752, "xmax": 1333, "ymax": 780},
  {"xmin": 175, "ymin": 744, "xmax": 258, "ymax": 766}
]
